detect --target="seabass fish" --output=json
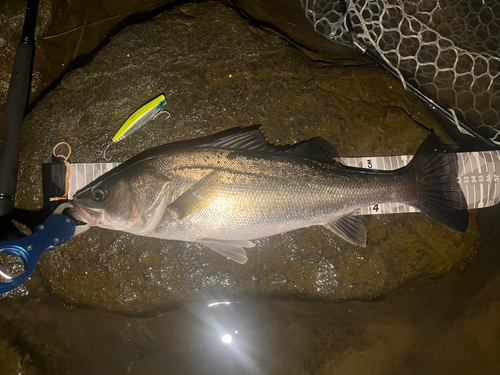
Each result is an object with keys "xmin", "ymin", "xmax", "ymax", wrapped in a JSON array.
[{"xmin": 72, "ymin": 126, "xmax": 468, "ymax": 264}]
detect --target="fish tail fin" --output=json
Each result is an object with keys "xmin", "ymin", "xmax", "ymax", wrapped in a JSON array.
[{"xmin": 406, "ymin": 133, "xmax": 468, "ymax": 231}]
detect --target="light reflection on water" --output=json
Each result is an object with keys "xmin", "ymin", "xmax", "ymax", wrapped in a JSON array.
[
  {"xmin": 220, "ymin": 333, "xmax": 233, "ymax": 344},
  {"xmin": 207, "ymin": 301, "xmax": 232, "ymax": 307}
]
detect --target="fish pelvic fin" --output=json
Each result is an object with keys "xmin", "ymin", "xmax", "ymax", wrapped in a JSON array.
[
  {"xmin": 200, "ymin": 239, "xmax": 254, "ymax": 264},
  {"xmin": 408, "ymin": 133, "xmax": 468, "ymax": 232},
  {"xmin": 324, "ymin": 214, "xmax": 366, "ymax": 246}
]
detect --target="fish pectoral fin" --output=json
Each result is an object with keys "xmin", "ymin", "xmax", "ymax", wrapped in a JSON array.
[
  {"xmin": 324, "ymin": 215, "xmax": 367, "ymax": 247},
  {"xmin": 199, "ymin": 239, "xmax": 254, "ymax": 264},
  {"xmin": 167, "ymin": 171, "xmax": 220, "ymax": 220}
]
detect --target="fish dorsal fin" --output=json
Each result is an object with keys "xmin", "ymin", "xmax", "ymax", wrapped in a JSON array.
[
  {"xmin": 200, "ymin": 126, "xmax": 339, "ymax": 164},
  {"xmin": 199, "ymin": 125, "xmax": 273, "ymax": 152},
  {"xmin": 283, "ymin": 137, "xmax": 340, "ymax": 163},
  {"xmin": 324, "ymin": 214, "xmax": 366, "ymax": 246},
  {"xmin": 84, "ymin": 127, "xmax": 340, "ymax": 192},
  {"xmin": 200, "ymin": 239, "xmax": 255, "ymax": 264}
]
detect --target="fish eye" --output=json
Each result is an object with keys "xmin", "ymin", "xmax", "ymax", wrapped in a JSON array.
[{"xmin": 92, "ymin": 188, "xmax": 106, "ymax": 202}]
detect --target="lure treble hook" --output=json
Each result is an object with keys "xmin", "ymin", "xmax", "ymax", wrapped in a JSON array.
[
  {"xmin": 96, "ymin": 140, "xmax": 113, "ymax": 161},
  {"xmin": 152, "ymin": 108, "xmax": 171, "ymax": 121}
]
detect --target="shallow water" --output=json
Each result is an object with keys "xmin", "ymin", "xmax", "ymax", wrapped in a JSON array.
[
  {"xmin": 1, "ymin": 1, "xmax": 499, "ymax": 374},
  {"xmin": 0, "ymin": 204, "xmax": 498, "ymax": 374}
]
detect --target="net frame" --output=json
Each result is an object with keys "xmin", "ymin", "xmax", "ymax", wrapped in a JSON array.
[{"xmin": 301, "ymin": 0, "xmax": 500, "ymax": 146}]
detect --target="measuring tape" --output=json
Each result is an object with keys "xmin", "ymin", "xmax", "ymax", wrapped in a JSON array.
[{"xmin": 65, "ymin": 150, "xmax": 500, "ymax": 215}]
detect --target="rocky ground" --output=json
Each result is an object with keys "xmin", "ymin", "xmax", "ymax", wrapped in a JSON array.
[
  {"xmin": 0, "ymin": 0, "xmax": 497, "ymax": 374},
  {"xmin": 5, "ymin": 0, "xmax": 480, "ymax": 313}
]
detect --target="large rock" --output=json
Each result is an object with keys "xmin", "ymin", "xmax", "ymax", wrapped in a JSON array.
[
  {"xmin": 228, "ymin": 0, "xmax": 366, "ymax": 63},
  {"xmin": 0, "ymin": 0, "xmax": 178, "ymax": 130},
  {"xmin": 0, "ymin": 0, "xmax": 56, "ymax": 105},
  {"xmin": 0, "ymin": 0, "xmax": 57, "ymax": 134},
  {"xmin": 15, "ymin": 1, "xmax": 479, "ymax": 314}
]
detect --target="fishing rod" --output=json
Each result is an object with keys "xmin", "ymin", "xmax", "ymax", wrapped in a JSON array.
[
  {"xmin": 0, "ymin": 0, "xmax": 77, "ymax": 292},
  {"xmin": 0, "ymin": 0, "xmax": 160, "ymax": 290},
  {"xmin": 0, "ymin": 0, "xmax": 40, "ymax": 240}
]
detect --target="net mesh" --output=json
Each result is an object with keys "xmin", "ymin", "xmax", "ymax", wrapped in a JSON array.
[{"xmin": 301, "ymin": 0, "xmax": 500, "ymax": 145}]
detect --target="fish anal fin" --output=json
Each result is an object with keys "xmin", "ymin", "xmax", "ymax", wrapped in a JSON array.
[
  {"xmin": 324, "ymin": 215, "xmax": 366, "ymax": 247},
  {"xmin": 167, "ymin": 171, "xmax": 219, "ymax": 220},
  {"xmin": 200, "ymin": 239, "xmax": 254, "ymax": 264}
]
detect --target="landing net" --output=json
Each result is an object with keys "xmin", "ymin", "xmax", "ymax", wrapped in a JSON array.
[{"xmin": 301, "ymin": 0, "xmax": 500, "ymax": 145}]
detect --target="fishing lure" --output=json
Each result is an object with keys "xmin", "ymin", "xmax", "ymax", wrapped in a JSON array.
[{"xmin": 98, "ymin": 94, "xmax": 170, "ymax": 160}]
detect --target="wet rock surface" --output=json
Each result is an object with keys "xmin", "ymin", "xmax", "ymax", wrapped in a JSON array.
[
  {"xmin": 0, "ymin": 0, "xmax": 56, "ymax": 106},
  {"xmin": 228, "ymin": 0, "xmax": 365, "ymax": 64},
  {"xmin": 0, "ymin": 1, "xmax": 497, "ymax": 374},
  {"xmin": 0, "ymin": 339, "xmax": 23, "ymax": 375},
  {"xmin": 0, "ymin": 0, "xmax": 56, "ymax": 134},
  {"xmin": 10, "ymin": 1, "xmax": 481, "ymax": 314},
  {"xmin": 0, "ymin": 0, "xmax": 177, "ymax": 131}
]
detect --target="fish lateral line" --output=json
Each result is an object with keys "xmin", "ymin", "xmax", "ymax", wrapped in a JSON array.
[{"xmin": 73, "ymin": 127, "xmax": 469, "ymax": 264}]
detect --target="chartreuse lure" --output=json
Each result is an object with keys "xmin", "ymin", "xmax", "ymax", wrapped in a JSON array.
[{"xmin": 98, "ymin": 94, "xmax": 169, "ymax": 160}]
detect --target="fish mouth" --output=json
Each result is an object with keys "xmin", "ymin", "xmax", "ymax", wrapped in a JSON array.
[{"xmin": 70, "ymin": 200, "xmax": 104, "ymax": 226}]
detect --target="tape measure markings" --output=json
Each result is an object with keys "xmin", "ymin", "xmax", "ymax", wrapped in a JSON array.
[{"xmin": 66, "ymin": 151, "xmax": 500, "ymax": 215}]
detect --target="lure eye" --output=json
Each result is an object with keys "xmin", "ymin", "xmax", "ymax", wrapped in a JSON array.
[{"xmin": 92, "ymin": 188, "xmax": 106, "ymax": 202}]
